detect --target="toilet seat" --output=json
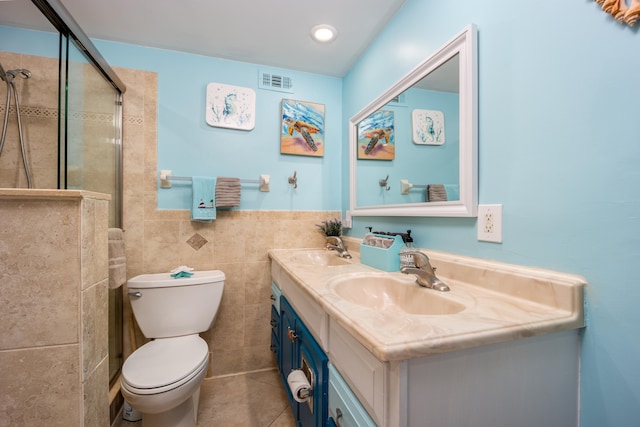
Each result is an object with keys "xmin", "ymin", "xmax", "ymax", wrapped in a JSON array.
[{"xmin": 122, "ymin": 335, "xmax": 209, "ymax": 395}]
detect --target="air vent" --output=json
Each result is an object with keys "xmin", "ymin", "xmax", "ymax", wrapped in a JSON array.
[
  {"xmin": 388, "ymin": 92, "xmax": 407, "ymax": 107},
  {"xmin": 258, "ymin": 71, "xmax": 293, "ymax": 93}
]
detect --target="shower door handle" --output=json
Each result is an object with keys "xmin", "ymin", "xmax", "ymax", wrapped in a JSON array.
[{"xmin": 128, "ymin": 291, "xmax": 142, "ymax": 298}]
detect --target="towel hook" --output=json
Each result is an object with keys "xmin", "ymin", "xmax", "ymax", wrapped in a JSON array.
[
  {"xmin": 288, "ymin": 170, "xmax": 298, "ymax": 189},
  {"xmin": 379, "ymin": 174, "xmax": 390, "ymax": 191}
]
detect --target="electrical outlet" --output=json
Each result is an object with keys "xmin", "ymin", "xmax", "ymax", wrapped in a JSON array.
[
  {"xmin": 477, "ymin": 204, "xmax": 503, "ymax": 243},
  {"xmin": 342, "ymin": 211, "xmax": 352, "ymax": 229}
]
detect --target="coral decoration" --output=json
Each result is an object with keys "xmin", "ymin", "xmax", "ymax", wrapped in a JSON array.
[{"xmin": 596, "ymin": 0, "xmax": 640, "ymax": 27}]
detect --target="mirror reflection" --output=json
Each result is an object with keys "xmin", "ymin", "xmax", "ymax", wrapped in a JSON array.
[
  {"xmin": 356, "ymin": 54, "xmax": 460, "ymax": 207},
  {"xmin": 349, "ymin": 24, "xmax": 477, "ymax": 217}
]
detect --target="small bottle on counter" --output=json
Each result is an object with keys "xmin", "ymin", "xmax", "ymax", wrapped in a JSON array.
[{"xmin": 399, "ymin": 230, "xmax": 415, "ymax": 268}]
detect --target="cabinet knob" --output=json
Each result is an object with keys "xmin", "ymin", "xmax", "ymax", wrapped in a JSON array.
[
  {"xmin": 287, "ymin": 326, "xmax": 298, "ymax": 342},
  {"xmin": 270, "ymin": 319, "xmax": 278, "ymax": 328}
]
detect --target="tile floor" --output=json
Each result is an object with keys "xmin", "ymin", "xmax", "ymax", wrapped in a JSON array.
[{"xmin": 114, "ymin": 369, "xmax": 296, "ymax": 427}]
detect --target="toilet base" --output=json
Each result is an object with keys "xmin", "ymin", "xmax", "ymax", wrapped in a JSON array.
[{"xmin": 140, "ymin": 387, "xmax": 201, "ymax": 427}]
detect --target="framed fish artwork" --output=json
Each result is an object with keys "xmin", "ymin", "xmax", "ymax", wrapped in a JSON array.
[
  {"xmin": 412, "ymin": 109, "xmax": 445, "ymax": 145},
  {"xmin": 206, "ymin": 82, "xmax": 256, "ymax": 131},
  {"xmin": 280, "ymin": 99, "xmax": 325, "ymax": 157},
  {"xmin": 357, "ymin": 110, "xmax": 395, "ymax": 160}
]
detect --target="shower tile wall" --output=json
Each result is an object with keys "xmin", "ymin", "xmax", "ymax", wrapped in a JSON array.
[
  {"xmin": 0, "ymin": 190, "xmax": 110, "ymax": 426},
  {"xmin": 116, "ymin": 65, "xmax": 339, "ymax": 376},
  {"xmin": 0, "ymin": 51, "xmax": 58, "ymax": 189}
]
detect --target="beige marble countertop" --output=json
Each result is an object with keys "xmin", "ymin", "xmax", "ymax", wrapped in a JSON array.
[{"xmin": 269, "ymin": 246, "xmax": 585, "ymax": 362}]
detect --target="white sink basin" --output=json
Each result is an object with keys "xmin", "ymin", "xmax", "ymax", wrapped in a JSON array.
[
  {"xmin": 328, "ymin": 273, "xmax": 465, "ymax": 315},
  {"xmin": 289, "ymin": 250, "xmax": 352, "ymax": 266}
]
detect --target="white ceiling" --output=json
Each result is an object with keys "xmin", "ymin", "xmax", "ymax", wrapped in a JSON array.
[{"xmin": 0, "ymin": 0, "xmax": 407, "ymax": 77}]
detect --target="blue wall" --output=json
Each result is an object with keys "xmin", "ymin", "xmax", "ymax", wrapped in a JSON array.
[
  {"xmin": 94, "ymin": 40, "xmax": 343, "ymax": 211},
  {"xmin": 4, "ymin": 0, "xmax": 640, "ymax": 422},
  {"xmin": 1, "ymin": 25, "xmax": 343, "ymax": 211},
  {"xmin": 343, "ymin": 1, "xmax": 640, "ymax": 425}
]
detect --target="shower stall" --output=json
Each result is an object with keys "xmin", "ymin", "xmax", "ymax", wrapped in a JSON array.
[{"xmin": 0, "ymin": 0, "xmax": 126, "ymax": 392}]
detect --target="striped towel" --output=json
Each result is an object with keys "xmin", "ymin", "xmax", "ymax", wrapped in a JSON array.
[
  {"xmin": 215, "ymin": 177, "xmax": 241, "ymax": 207},
  {"xmin": 427, "ymin": 184, "xmax": 447, "ymax": 202}
]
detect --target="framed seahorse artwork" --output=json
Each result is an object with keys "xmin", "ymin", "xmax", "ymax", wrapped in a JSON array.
[
  {"xmin": 412, "ymin": 109, "xmax": 445, "ymax": 145},
  {"xmin": 280, "ymin": 99, "xmax": 325, "ymax": 157},
  {"xmin": 206, "ymin": 83, "xmax": 256, "ymax": 131},
  {"xmin": 357, "ymin": 110, "xmax": 395, "ymax": 160}
]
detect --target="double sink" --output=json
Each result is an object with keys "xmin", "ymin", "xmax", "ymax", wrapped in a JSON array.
[
  {"xmin": 290, "ymin": 250, "xmax": 464, "ymax": 316},
  {"xmin": 270, "ymin": 247, "xmax": 585, "ymax": 361}
]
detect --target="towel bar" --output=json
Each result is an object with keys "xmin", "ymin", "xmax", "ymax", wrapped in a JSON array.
[
  {"xmin": 159, "ymin": 170, "xmax": 270, "ymax": 192},
  {"xmin": 400, "ymin": 179, "xmax": 428, "ymax": 195}
]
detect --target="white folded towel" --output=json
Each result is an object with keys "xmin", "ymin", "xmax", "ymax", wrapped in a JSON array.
[{"xmin": 108, "ymin": 228, "xmax": 126, "ymax": 289}]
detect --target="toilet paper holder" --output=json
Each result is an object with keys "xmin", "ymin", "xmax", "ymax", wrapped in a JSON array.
[{"xmin": 300, "ymin": 355, "xmax": 315, "ymax": 410}]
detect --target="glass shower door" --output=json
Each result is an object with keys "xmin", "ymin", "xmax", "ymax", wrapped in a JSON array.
[
  {"xmin": 64, "ymin": 40, "xmax": 122, "ymax": 227},
  {"xmin": 63, "ymin": 38, "xmax": 124, "ymax": 385}
]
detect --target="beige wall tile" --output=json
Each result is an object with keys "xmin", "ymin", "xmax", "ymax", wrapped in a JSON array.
[
  {"xmin": 0, "ymin": 53, "xmax": 58, "ymax": 189},
  {"xmin": 0, "ymin": 345, "xmax": 81, "ymax": 426},
  {"xmin": 82, "ymin": 279, "xmax": 109, "ymax": 382},
  {"xmin": 82, "ymin": 197, "xmax": 109, "ymax": 290},
  {"xmin": 83, "ymin": 357, "xmax": 110, "ymax": 427},
  {"xmin": 0, "ymin": 199, "xmax": 80, "ymax": 349}
]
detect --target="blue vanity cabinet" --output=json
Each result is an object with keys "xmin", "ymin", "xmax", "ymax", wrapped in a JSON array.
[
  {"xmin": 280, "ymin": 296, "xmax": 329, "ymax": 427},
  {"xmin": 279, "ymin": 297, "xmax": 296, "ymax": 394},
  {"xmin": 270, "ymin": 283, "xmax": 282, "ymax": 367}
]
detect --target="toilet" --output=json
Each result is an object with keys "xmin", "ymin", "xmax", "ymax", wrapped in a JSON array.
[{"xmin": 121, "ymin": 270, "xmax": 225, "ymax": 427}]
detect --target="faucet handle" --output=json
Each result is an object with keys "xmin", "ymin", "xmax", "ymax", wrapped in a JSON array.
[{"xmin": 405, "ymin": 250, "xmax": 429, "ymax": 266}]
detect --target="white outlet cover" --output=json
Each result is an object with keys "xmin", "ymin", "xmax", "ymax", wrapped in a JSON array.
[{"xmin": 477, "ymin": 204, "xmax": 503, "ymax": 243}]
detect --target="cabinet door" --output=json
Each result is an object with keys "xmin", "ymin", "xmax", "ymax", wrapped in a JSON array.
[
  {"xmin": 280, "ymin": 297, "xmax": 298, "ymax": 410},
  {"xmin": 270, "ymin": 305, "xmax": 280, "ymax": 366},
  {"xmin": 328, "ymin": 364, "xmax": 377, "ymax": 427},
  {"xmin": 296, "ymin": 318, "xmax": 328, "ymax": 427},
  {"xmin": 280, "ymin": 296, "xmax": 328, "ymax": 427}
]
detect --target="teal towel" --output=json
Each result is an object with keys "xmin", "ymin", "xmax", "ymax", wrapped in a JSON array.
[
  {"xmin": 191, "ymin": 176, "xmax": 216, "ymax": 222},
  {"xmin": 444, "ymin": 184, "xmax": 460, "ymax": 201},
  {"xmin": 171, "ymin": 271, "xmax": 194, "ymax": 278}
]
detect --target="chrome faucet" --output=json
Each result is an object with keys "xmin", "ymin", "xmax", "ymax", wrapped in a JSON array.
[
  {"xmin": 325, "ymin": 236, "xmax": 352, "ymax": 259},
  {"xmin": 400, "ymin": 251, "xmax": 449, "ymax": 291}
]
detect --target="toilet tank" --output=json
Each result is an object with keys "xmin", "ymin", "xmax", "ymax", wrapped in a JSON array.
[{"xmin": 127, "ymin": 270, "xmax": 225, "ymax": 339}]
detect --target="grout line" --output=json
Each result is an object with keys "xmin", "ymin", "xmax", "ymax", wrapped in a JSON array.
[{"xmin": 206, "ymin": 367, "xmax": 278, "ymax": 380}]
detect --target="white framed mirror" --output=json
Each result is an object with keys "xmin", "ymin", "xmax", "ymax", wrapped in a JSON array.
[{"xmin": 349, "ymin": 24, "xmax": 478, "ymax": 217}]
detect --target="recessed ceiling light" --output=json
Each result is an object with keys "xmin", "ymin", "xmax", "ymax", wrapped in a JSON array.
[{"xmin": 311, "ymin": 25, "xmax": 337, "ymax": 43}]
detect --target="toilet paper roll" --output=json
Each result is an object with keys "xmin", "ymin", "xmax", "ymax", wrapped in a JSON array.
[{"xmin": 287, "ymin": 369, "xmax": 312, "ymax": 403}]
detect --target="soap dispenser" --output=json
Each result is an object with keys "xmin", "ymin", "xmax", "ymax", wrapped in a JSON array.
[{"xmin": 399, "ymin": 230, "xmax": 415, "ymax": 269}]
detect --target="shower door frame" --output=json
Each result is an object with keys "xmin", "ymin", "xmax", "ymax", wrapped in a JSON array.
[{"xmin": 31, "ymin": 0, "xmax": 126, "ymax": 228}]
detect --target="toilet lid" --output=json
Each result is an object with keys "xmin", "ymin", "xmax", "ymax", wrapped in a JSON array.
[{"xmin": 122, "ymin": 335, "xmax": 209, "ymax": 389}]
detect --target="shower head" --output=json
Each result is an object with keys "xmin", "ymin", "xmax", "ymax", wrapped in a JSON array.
[{"xmin": 6, "ymin": 69, "xmax": 31, "ymax": 79}]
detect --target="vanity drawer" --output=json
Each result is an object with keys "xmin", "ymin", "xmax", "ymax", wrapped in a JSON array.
[
  {"xmin": 328, "ymin": 363, "xmax": 377, "ymax": 427},
  {"xmin": 278, "ymin": 271, "xmax": 329, "ymax": 351},
  {"xmin": 329, "ymin": 318, "xmax": 386, "ymax": 425}
]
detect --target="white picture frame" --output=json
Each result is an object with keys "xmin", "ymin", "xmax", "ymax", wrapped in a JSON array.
[
  {"xmin": 206, "ymin": 82, "xmax": 256, "ymax": 131},
  {"xmin": 412, "ymin": 109, "xmax": 445, "ymax": 145}
]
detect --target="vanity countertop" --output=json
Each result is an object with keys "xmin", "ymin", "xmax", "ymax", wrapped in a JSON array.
[{"xmin": 268, "ymin": 247, "xmax": 585, "ymax": 362}]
